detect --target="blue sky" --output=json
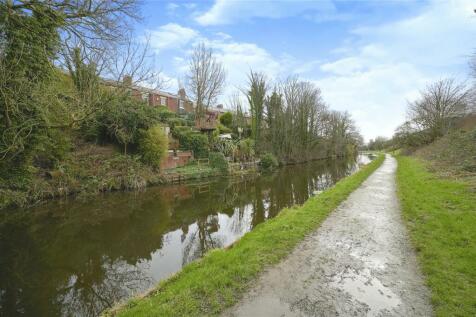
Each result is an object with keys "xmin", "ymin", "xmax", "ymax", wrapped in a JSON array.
[{"xmin": 135, "ymin": 0, "xmax": 476, "ymax": 141}]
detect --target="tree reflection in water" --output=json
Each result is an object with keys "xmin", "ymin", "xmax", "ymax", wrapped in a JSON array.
[
  {"xmin": 0, "ymin": 155, "xmax": 371, "ymax": 317},
  {"xmin": 58, "ymin": 259, "xmax": 151, "ymax": 317}
]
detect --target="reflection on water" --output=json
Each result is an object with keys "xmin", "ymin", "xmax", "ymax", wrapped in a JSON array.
[{"xmin": 0, "ymin": 155, "xmax": 372, "ymax": 316}]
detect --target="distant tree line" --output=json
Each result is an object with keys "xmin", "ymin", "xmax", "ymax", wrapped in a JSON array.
[
  {"xmin": 182, "ymin": 43, "xmax": 363, "ymax": 165},
  {"xmin": 369, "ymin": 53, "xmax": 476, "ymax": 152},
  {"xmin": 366, "ymin": 136, "xmax": 390, "ymax": 151},
  {"xmin": 242, "ymin": 73, "xmax": 362, "ymax": 163}
]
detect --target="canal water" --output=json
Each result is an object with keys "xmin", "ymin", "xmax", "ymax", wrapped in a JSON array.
[{"xmin": 0, "ymin": 155, "xmax": 373, "ymax": 317}]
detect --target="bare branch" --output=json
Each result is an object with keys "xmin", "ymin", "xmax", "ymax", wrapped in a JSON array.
[
  {"xmin": 186, "ymin": 43, "xmax": 227, "ymax": 119},
  {"xmin": 408, "ymin": 78, "xmax": 470, "ymax": 138}
]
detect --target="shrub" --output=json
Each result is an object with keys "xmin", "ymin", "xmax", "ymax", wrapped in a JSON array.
[
  {"xmin": 217, "ymin": 124, "xmax": 232, "ymax": 134},
  {"xmin": 173, "ymin": 129, "xmax": 209, "ymax": 158},
  {"xmin": 183, "ymin": 113, "xmax": 196, "ymax": 126},
  {"xmin": 211, "ymin": 138, "xmax": 236, "ymax": 157},
  {"xmin": 139, "ymin": 125, "xmax": 168, "ymax": 168},
  {"xmin": 209, "ymin": 152, "xmax": 229, "ymax": 173},
  {"xmin": 167, "ymin": 117, "xmax": 187, "ymax": 128},
  {"xmin": 172, "ymin": 126, "xmax": 192, "ymax": 134},
  {"xmin": 259, "ymin": 152, "xmax": 278, "ymax": 170},
  {"xmin": 219, "ymin": 112, "xmax": 233, "ymax": 128},
  {"xmin": 236, "ymin": 138, "xmax": 255, "ymax": 162},
  {"xmin": 81, "ymin": 95, "xmax": 162, "ymax": 152},
  {"xmin": 157, "ymin": 107, "xmax": 176, "ymax": 122},
  {"xmin": 187, "ymin": 133, "xmax": 209, "ymax": 158},
  {"xmin": 33, "ymin": 129, "xmax": 72, "ymax": 169}
]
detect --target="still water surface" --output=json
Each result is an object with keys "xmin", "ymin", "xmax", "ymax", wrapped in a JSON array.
[{"xmin": 0, "ymin": 155, "xmax": 373, "ymax": 317}]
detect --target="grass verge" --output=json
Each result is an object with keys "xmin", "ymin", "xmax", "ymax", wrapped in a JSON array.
[
  {"xmin": 413, "ymin": 128, "xmax": 476, "ymax": 188},
  {"xmin": 395, "ymin": 155, "xmax": 476, "ymax": 316},
  {"xmin": 106, "ymin": 154, "xmax": 385, "ymax": 317},
  {"xmin": 165, "ymin": 164, "xmax": 223, "ymax": 181}
]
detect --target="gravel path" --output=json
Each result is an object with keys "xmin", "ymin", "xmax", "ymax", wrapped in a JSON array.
[{"xmin": 223, "ymin": 155, "xmax": 433, "ymax": 317}]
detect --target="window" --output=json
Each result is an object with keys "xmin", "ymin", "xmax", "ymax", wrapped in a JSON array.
[
  {"xmin": 179, "ymin": 100, "xmax": 185, "ymax": 113},
  {"xmin": 160, "ymin": 96, "xmax": 167, "ymax": 106}
]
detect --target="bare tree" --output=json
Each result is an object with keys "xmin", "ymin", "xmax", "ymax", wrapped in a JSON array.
[
  {"xmin": 9, "ymin": 0, "xmax": 140, "ymax": 52},
  {"xmin": 408, "ymin": 78, "xmax": 470, "ymax": 139},
  {"xmin": 106, "ymin": 34, "xmax": 167, "ymax": 89},
  {"xmin": 57, "ymin": 34, "xmax": 165, "ymax": 131},
  {"xmin": 260, "ymin": 76, "xmax": 355, "ymax": 162},
  {"xmin": 322, "ymin": 110, "xmax": 360, "ymax": 157},
  {"xmin": 186, "ymin": 43, "xmax": 226, "ymax": 120},
  {"xmin": 9, "ymin": 1, "xmax": 152, "ymax": 86},
  {"xmin": 393, "ymin": 120, "xmax": 432, "ymax": 148},
  {"xmin": 367, "ymin": 136, "xmax": 388, "ymax": 151}
]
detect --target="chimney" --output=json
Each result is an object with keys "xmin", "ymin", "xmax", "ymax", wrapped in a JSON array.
[
  {"xmin": 178, "ymin": 88, "xmax": 186, "ymax": 99},
  {"xmin": 123, "ymin": 75, "xmax": 132, "ymax": 87}
]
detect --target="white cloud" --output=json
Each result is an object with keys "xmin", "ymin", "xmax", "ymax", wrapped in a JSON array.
[
  {"xmin": 166, "ymin": 3, "xmax": 179, "ymax": 13},
  {"xmin": 215, "ymin": 32, "xmax": 232, "ymax": 40},
  {"xmin": 314, "ymin": 0, "xmax": 476, "ymax": 141},
  {"xmin": 351, "ymin": 0, "xmax": 476, "ymax": 70},
  {"xmin": 167, "ymin": 2, "xmax": 197, "ymax": 15},
  {"xmin": 185, "ymin": 37, "xmax": 290, "ymax": 102},
  {"xmin": 195, "ymin": 0, "xmax": 338, "ymax": 26},
  {"xmin": 147, "ymin": 23, "xmax": 289, "ymax": 106},
  {"xmin": 320, "ymin": 57, "xmax": 365, "ymax": 76},
  {"xmin": 183, "ymin": 3, "xmax": 197, "ymax": 10},
  {"xmin": 147, "ymin": 23, "xmax": 199, "ymax": 52},
  {"xmin": 316, "ymin": 62, "xmax": 429, "ymax": 141}
]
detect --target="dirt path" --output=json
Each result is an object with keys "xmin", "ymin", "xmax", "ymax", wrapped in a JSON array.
[{"xmin": 223, "ymin": 155, "xmax": 433, "ymax": 316}]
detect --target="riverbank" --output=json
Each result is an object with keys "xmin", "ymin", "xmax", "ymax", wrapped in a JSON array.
[
  {"xmin": 396, "ymin": 155, "xmax": 476, "ymax": 316},
  {"xmin": 104, "ymin": 154, "xmax": 384, "ymax": 317},
  {"xmin": 0, "ymin": 150, "xmax": 160, "ymax": 211},
  {"xmin": 0, "ymin": 143, "xmax": 257, "ymax": 211},
  {"xmin": 161, "ymin": 161, "xmax": 258, "ymax": 183},
  {"xmin": 0, "ymin": 142, "xmax": 356, "ymax": 211},
  {"xmin": 0, "ymin": 161, "xmax": 256, "ymax": 211}
]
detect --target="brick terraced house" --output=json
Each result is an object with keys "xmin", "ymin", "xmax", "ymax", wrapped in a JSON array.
[
  {"xmin": 107, "ymin": 76, "xmax": 195, "ymax": 115},
  {"xmin": 147, "ymin": 88, "xmax": 194, "ymax": 115}
]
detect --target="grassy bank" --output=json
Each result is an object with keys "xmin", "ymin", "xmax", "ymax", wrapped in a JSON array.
[
  {"xmin": 0, "ymin": 143, "xmax": 165, "ymax": 210},
  {"xmin": 0, "ymin": 144, "xmax": 252, "ymax": 211},
  {"xmin": 396, "ymin": 155, "xmax": 476, "ymax": 316},
  {"xmin": 162, "ymin": 162, "xmax": 257, "ymax": 183},
  {"xmin": 105, "ymin": 155, "xmax": 384, "ymax": 317},
  {"xmin": 414, "ymin": 127, "xmax": 476, "ymax": 188}
]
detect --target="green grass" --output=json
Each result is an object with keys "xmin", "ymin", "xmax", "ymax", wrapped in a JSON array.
[
  {"xmin": 106, "ymin": 155, "xmax": 385, "ymax": 317},
  {"xmin": 396, "ymin": 155, "xmax": 476, "ymax": 316},
  {"xmin": 166, "ymin": 161, "xmax": 258, "ymax": 182},
  {"xmin": 414, "ymin": 128, "xmax": 476, "ymax": 188},
  {"xmin": 172, "ymin": 164, "xmax": 219, "ymax": 178}
]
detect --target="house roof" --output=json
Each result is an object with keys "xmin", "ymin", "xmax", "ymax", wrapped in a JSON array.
[{"xmin": 102, "ymin": 78, "xmax": 192, "ymax": 102}]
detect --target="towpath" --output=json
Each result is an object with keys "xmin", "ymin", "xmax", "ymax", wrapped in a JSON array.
[{"xmin": 223, "ymin": 155, "xmax": 432, "ymax": 316}]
